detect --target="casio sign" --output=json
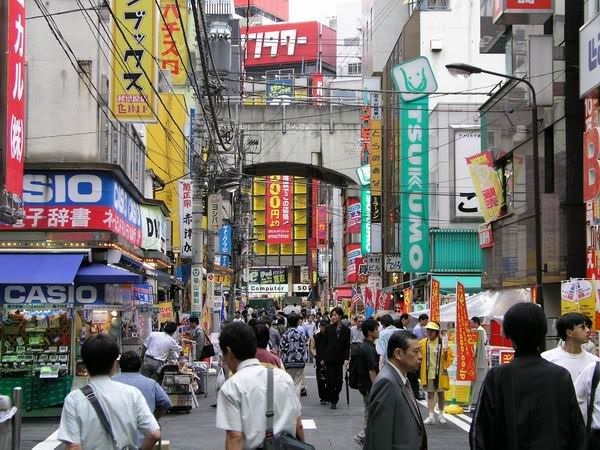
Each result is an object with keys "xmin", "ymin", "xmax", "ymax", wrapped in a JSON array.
[
  {"xmin": 2, "ymin": 285, "xmax": 99, "ymax": 304},
  {"xmin": 23, "ymin": 174, "xmax": 102, "ymax": 204}
]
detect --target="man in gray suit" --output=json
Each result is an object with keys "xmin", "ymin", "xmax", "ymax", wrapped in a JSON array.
[{"xmin": 364, "ymin": 330, "xmax": 426, "ymax": 450}]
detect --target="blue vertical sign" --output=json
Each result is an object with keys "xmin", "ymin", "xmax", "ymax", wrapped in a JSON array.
[{"xmin": 219, "ymin": 224, "xmax": 232, "ymax": 267}]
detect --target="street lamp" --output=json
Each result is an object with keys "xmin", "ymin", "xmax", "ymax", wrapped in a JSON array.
[{"xmin": 446, "ymin": 63, "xmax": 543, "ymax": 307}]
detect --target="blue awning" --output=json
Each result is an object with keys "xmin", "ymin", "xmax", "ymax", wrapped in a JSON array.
[
  {"xmin": 75, "ymin": 264, "xmax": 143, "ymax": 284},
  {"xmin": 0, "ymin": 253, "xmax": 84, "ymax": 284}
]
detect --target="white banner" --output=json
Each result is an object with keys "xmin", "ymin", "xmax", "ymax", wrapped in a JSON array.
[
  {"xmin": 179, "ymin": 180, "xmax": 193, "ymax": 256},
  {"xmin": 141, "ymin": 205, "xmax": 166, "ymax": 253},
  {"xmin": 191, "ymin": 264, "xmax": 202, "ymax": 314}
]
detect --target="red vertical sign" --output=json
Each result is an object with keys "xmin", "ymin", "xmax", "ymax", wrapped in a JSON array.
[
  {"xmin": 317, "ymin": 204, "xmax": 328, "ymax": 247},
  {"xmin": 265, "ymin": 175, "xmax": 293, "ymax": 244},
  {"xmin": 456, "ymin": 282, "xmax": 476, "ymax": 381},
  {"xmin": 5, "ymin": 0, "xmax": 26, "ymax": 199},
  {"xmin": 403, "ymin": 287, "xmax": 413, "ymax": 313},
  {"xmin": 346, "ymin": 243, "xmax": 361, "ymax": 283}
]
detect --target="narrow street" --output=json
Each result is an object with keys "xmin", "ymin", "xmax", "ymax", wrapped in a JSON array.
[{"xmin": 22, "ymin": 365, "xmax": 470, "ymax": 450}]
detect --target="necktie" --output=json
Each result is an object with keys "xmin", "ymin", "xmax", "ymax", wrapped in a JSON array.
[{"xmin": 404, "ymin": 379, "xmax": 424, "ymax": 424}]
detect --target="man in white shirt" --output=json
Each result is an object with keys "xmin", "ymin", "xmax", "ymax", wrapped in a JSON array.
[
  {"xmin": 216, "ymin": 321, "xmax": 305, "ymax": 449},
  {"xmin": 376, "ymin": 314, "xmax": 399, "ymax": 367},
  {"xmin": 542, "ymin": 313, "xmax": 599, "ymax": 383},
  {"xmin": 574, "ymin": 361, "xmax": 600, "ymax": 447},
  {"xmin": 470, "ymin": 316, "xmax": 488, "ymax": 346},
  {"xmin": 141, "ymin": 321, "xmax": 182, "ymax": 381},
  {"xmin": 58, "ymin": 334, "xmax": 160, "ymax": 450}
]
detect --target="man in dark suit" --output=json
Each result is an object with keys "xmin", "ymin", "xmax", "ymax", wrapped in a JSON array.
[
  {"xmin": 322, "ymin": 307, "xmax": 351, "ymax": 409},
  {"xmin": 364, "ymin": 330, "xmax": 426, "ymax": 450}
]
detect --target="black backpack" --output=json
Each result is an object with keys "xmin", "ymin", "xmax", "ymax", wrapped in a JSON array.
[{"xmin": 348, "ymin": 343, "xmax": 361, "ymax": 390}]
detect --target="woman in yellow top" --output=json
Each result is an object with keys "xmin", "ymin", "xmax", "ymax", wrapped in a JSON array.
[{"xmin": 419, "ymin": 321, "xmax": 454, "ymax": 424}]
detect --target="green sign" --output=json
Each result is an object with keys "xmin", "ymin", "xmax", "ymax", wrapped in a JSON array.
[
  {"xmin": 400, "ymin": 97, "xmax": 429, "ymax": 272},
  {"xmin": 361, "ymin": 186, "xmax": 371, "ymax": 254}
]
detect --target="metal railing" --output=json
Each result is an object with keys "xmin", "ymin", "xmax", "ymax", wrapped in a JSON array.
[{"xmin": 0, "ymin": 387, "xmax": 22, "ymax": 450}]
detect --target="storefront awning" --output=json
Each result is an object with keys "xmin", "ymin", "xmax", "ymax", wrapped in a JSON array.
[
  {"xmin": 75, "ymin": 264, "xmax": 143, "ymax": 284},
  {"xmin": 434, "ymin": 275, "xmax": 482, "ymax": 293},
  {"xmin": 0, "ymin": 253, "xmax": 85, "ymax": 284},
  {"xmin": 335, "ymin": 284, "xmax": 353, "ymax": 298}
]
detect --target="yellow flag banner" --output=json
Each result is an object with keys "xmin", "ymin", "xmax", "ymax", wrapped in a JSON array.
[
  {"xmin": 430, "ymin": 278, "xmax": 440, "ymax": 323},
  {"xmin": 467, "ymin": 151, "xmax": 504, "ymax": 223}
]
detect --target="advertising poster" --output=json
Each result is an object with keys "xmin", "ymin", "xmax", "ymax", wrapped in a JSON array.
[
  {"xmin": 265, "ymin": 176, "xmax": 293, "ymax": 244},
  {"xmin": 467, "ymin": 151, "xmax": 504, "ymax": 223},
  {"xmin": 317, "ymin": 204, "xmax": 328, "ymax": 247},
  {"xmin": 456, "ymin": 282, "xmax": 476, "ymax": 382},
  {"xmin": 346, "ymin": 243, "xmax": 362, "ymax": 283},
  {"xmin": 346, "ymin": 197, "xmax": 361, "ymax": 234},
  {"xmin": 403, "ymin": 287, "xmax": 413, "ymax": 314},
  {"xmin": 430, "ymin": 278, "xmax": 440, "ymax": 323},
  {"xmin": 111, "ymin": 0, "xmax": 158, "ymax": 122},
  {"xmin": 159, "ymin": 0, "xmax": 188, "ymax": 85},
  {"xmin": 562, "ymin": 279, "xmax": 596, "ymax": 326},
  {"xmin": 159, "ymin": 301, "xmax": 174, "ymax": 323}
]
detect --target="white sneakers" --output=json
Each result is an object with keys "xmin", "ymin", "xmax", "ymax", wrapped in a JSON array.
[{"xmin": 423, "ymin": 414, "xmax": 446, "ymax": 424}]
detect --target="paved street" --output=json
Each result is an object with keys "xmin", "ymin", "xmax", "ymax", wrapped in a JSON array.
[{"xmin": 22, "ymin": 365, "xmax": 470, "ymax": 450}]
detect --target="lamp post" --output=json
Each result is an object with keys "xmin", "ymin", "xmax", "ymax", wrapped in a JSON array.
[{"xmin": 446, "ymin": 63, "xmax": 543, "ymax": 307}]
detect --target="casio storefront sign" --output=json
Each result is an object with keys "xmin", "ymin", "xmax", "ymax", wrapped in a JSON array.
[
  {"xmin": 581, "ymin": 14, "xmax": 600, "ymax": 98},
  {"xmin": 0, "ymin": 285, "xmax": 104, "ymax": 305}
]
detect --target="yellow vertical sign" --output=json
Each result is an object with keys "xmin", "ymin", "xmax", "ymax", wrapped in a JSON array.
[
  {"xmin": 111, "ymin": 0, "xmax": 158, "ymax": 122},
  {"xmin": 371, "ymin": 120, "xmax": 382, "ymax": 195},
  {"xmin": 159, "ymin": 1, "xmax": 188, "ymax": 86}
]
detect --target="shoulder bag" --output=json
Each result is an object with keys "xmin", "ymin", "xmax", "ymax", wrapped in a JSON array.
[
  {"xmin": 197, "ymin": 329, "xmax": 216, "ymax": 360},
  {"xmin": 81, "ymin": 385, "xmax": 136, "ymax": 450},
  {"xmin": 262, "ymin": 368, "xmax": 316, "ymax": 450}
]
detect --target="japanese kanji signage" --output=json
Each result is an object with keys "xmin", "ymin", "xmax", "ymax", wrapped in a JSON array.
[
  {"xmin": 316, "ymin": 204, "xmax": 328, "ymax": 248},
  {"xmin": 178, "ymin": 179, "xmax": 192, "ymax": 256},
  {"xmin": 467, "ymin": 151, "xmax": 504, "ymax": 223},
  {"xmin": 346, "ymin": 243, "xmax": 362, "ymax": 283},
  {"xmin": 360, "ymin": 105, "xmax": 371, "ymax": 166},
  {"xmin": 265, "ymin": 176, "xmax": 293, "ymax": 244},
  {"xmin": 208, "ymin": 193, "xmax": 222, "ymax": 232},
  {"xmin": 0, "ymin": 171, "xmax": 143, "ymax": 246},
  {"xmin": 159, "ymin": 301, "xmax": 174, "ymax": 323},
  {"xmin": 191, "ymin": 264, "xmax": 202, "ymax": 315},
  {"xmin": 402, "ymin": 287, "xmax": 413, "ymax": 314},
  {"xmin": 456, "ymin": 282, "xmax": 476, "ymax": 381},
  {"xmin": 370, "ymin": 93, "xmax": 382, "ymax": 224},
  {"xmin": 4, "ymin": 0, "xmax": 26, "ymax": 201},
  {"xmin": 219, "ymin": 223, "xmax": 231, "ymax": 267},
  {"xmin": 454, "ymin": 131, "xmax": 481, "ymax": 219},
  {"xmin": 346, "ymin": 197, "xmax": 361, "ymax": 234},
  {"xmin": 430, "ymin": 278, "xmax": 440, "ymax": 323},
  {"xmin": 111, "ymin": 0, "xmax": 158, "ymax": 122},
  {"xmin": 159, "ymin": 0, "xmax": 188, "ymax": 85}
]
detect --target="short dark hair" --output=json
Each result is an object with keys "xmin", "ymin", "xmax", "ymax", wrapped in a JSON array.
[
  {"xmin": 503, "ymin": 303, "xmax": 547, "ymax": 353},
  {"xmin": 331, "ymin": 307, "xmax": 344, "ymax": 317},
  {"xmin": 189, "ymin": 316, "xmax": 199, "ymax": 325},
  {"xmin": 81, "ymin": 334, "xmax": 120, "ymax": 376},
  {"xmin": 254, "ymin": 324, "xmax": 270, "ymax": 349},
  {"xmin": 287, "ymin": 313, "xmax": 300, "ymax": 328},
  {"xmin": 400, "ymin": 313, "xmax": 410, "ymax": 321},
  {"xmin": 556, "ymin": 313, "xmax": 588, "ymax": 341},
  {"xmin": 163, "ymin": 321, "xmax": 177, "ymax": 335},
  {"xmin": 387, "ymin": 330, "xmax": 418, "ymax": 360},
  {"xmin": 219, "ymin": 322, "xmax": 257, "ymax": 361},
  {"xmin": 119, "ymin": 351, "xmax": 142, "ymax": 373},
  {"xmin": 362, "ymin": 319, "xmax": 379, "ymax": 338},
  {"xmin": 319, "ymin": 320, "xmax": 328, "ymax": 327},
  {"xmin": 470, "ymin": 316, "xmax": 481, "ymax": 326},
  {"xmin": 379, "ymin": 314, "xmax": 394, "ymax": 328},
  {"xmin": 418, "ymin": 313, "xmax": 429, "ymax": 322}
]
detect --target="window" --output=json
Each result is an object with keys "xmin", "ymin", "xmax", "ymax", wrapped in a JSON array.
[
  {"xmin": 409, "ymin": 0, "xmax": 449, "ymax": 13},
  {"xmin": 348, "ymin": 62, "xmax": 362, "ymax": 75},
  {"xmin": 344, "ymin": 37, "xmax": 359, "ymax": 47}
]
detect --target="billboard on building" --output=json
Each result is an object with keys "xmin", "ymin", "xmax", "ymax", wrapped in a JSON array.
[
  {"xmin": 265, "ymin": 175, "xmax": 293, "ymax": 244},
  {"xmin": 453, "ymin": 130, "xmax": 482, "ymax": 219},
  {"xmin": 159, "ymin": 0, "xmax": 188, "ymax": 86},
  {"xmin": 346, "ymin": 243, "xmax": 362, "ymax": 283},
  {"xmin": 346, "ymin": 197, "xmax": 361, "ymax": 234},
  {"xmin": 1, "ymin": 0, "xmax": 26, "ymax": 223},
  {"xmin": 234, "ymin": 0, "xmax": 289, "ymax": 21},
  {"xmin": 111, "ymin": 0, "xmax": 158, "ymax": 122},
  {"xmin": 242, "ymin": 21, "xmax": 336, "ymax": 69}
]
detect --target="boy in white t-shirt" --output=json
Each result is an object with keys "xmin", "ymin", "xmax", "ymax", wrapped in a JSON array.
[{"xmin": 542, "ymin": 312, "xmax": 599, "ymax": 383}]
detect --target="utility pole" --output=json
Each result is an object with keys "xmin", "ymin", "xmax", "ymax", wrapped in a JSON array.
[{"xmin": 191, "ymin": 150, "xmax": 205, "ymax": 318}]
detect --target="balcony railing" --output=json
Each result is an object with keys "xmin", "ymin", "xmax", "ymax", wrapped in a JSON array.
[{"xmin": 408, "ymin": 0, "xmax": 450, "ymax": 14}]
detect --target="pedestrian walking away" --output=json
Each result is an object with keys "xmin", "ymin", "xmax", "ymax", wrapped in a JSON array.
[
  {"xmin": 280, "ymin": 313, "xmax": 308, "ymax": 398},
  {"xmin": 311, "ymin": 320, "xmax": 329, "ymax": 405},
  {"xmin": 375, "ymin": 314, "xmax": 399, "ymax": 367},
  {"xmin": 322, "ymin": 307, "xmax": 351, "ymax": 409},
  {"xmin": 254, "ymin": 323, "xmax": 285, "ymax": 369},
  {"xmin": 58, "ymin": 334, "xmax": 161, "ymax": 450},
  {"xmin": 215, "ymin": 322, "xmax": 305, "ymax": 449},
  {"xmin": 470, "ymin": 303, "xmax": 586, "ymax": 450},
  {"xmin": 140, "ymin": 321, "xmax": 182, "ymax": 381},
  {"xmin": 352, "ymin": 318, "xmax": 379, "ymax": 447},
  {"xmin": 364, "ymin": 330, "xmax": 426, "ymax": 450},
  {"xmin": 419, "ymin": 321, "xmax": 454, "ymax": 424}
]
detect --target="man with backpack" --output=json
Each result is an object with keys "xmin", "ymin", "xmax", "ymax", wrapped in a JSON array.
[{"xmin": 352, "ymin": 319, "xmax": 380, "ymax": 447}]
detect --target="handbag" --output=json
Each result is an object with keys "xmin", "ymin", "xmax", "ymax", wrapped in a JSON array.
[
  {"xmin": 81, "ymin": 385, "xmax": 136, "ymax": 450},
  {"xmin": 197, "ymin": 329, "xmax": 216, "ymax": 360},
  {"xmin": 262, "ymin": 367, "xmax": 316, "ymax": 450}
]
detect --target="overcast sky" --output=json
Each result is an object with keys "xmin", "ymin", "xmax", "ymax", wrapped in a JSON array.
[{"xmin": 289, "ymin": 0, "xmax": 341, "ymax": 22}]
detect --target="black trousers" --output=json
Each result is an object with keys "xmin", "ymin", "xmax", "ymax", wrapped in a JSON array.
[
  {"xmin": 316, "ymin": 359, "xmax": 327, "ymax": 401},
  {"xmin": 325, "ymin": 362, "xmax": 344, "ymax": 405}
]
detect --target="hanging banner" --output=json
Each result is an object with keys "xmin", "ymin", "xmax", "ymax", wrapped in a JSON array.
[
  {"xmin": 219, "ymin": 223, "xmax": 232, "ymax": 267},
  {"xmin": 4, "ymin": 0, "xmax": 26, "ymax": 204},
  {"xmin": 159, "ymin": 301, "xmax": 174, "ymax": 323},
  {"xmin": 179, "ymin": 180, "xmax": 193, "ymax": 256},
  {"xmin": 403, "ymin": 287, "xmax": 413, "ymax": 314},
  {"xmin": 562, "ymin": 279, "xmax": 595, "ymax": 324},
  {"xmin": 141, "ymin": 204, "xmax": 167, "ymax": 252},
  {"xmin": 346, "ymin": 197, "xmax": 361, "ymax": 234},
  {"xmin": 346, "ymin": 243, "xmax": 362, "ymax": 283},
  {"xmin": 317, "ymin": 204, "xmax": 328, "ymax": 248},
  {"xmin": 265, "ymin": 176, "xmax": 293, "ymax": 244},
  {"xmin": 400, "ymin": 97, "xmax": 430, "ymax": 272},
  {"xmin": 467, "ymin": 151, "xmax": 504, "ymax": 223},
  {"xmin": 111, "ymin": 0, "xmax": 158, "ymax": 122},
  {"xmin": 361, "ymin": 187, "xmax": 371, "ymax": 255},
  {"xmin": 208, "ymin": 193, "xmax": 222, "ymax": 232},
  {"xmin": 430, "ymin": 278, "xmax": 440, "ymax": 323},
  {"xmin": 456, "ymin": 282, "xmax": 476, "ymax": 381},
  {"xmin": 159, "ymin": 0, "xmax": 188, "ymax": 86},
  {"xmin": 191, "ymin": 264, "xmax": 202, "ymax": 316}
]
